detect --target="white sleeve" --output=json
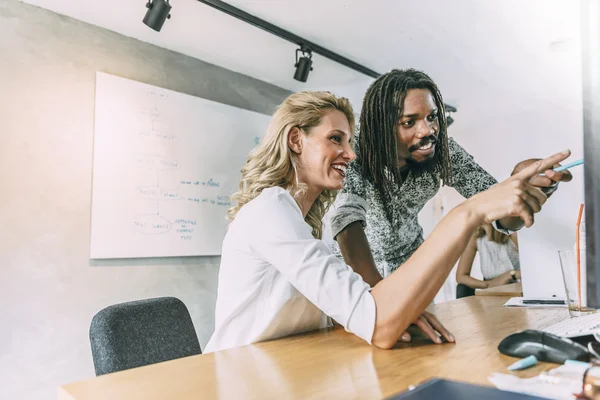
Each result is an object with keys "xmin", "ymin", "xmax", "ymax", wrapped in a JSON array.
[{"xmin": 249, "ymin": 191, "xmax": 376, "ymax": 344}]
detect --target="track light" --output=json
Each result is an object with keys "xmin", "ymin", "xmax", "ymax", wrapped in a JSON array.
[
  {"xmin": 143, "ymin": 0, "xmax": 172, "ymax": 32},
  {"xmin": 445, "ymin": 104, "xmax": 457, "ymax": 127},
  {"xmin": 445, "ymin": 104, "xmax": 457, "ymax": 113},
  {"xmin": 294, "ymin": 46, "xmax": 313, "ymax": 83}
]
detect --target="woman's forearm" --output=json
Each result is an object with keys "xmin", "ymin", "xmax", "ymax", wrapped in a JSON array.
[
  {"xmin": 456, "ymin": 275, "xmax": 489, "ymax": 289},
  {"xmin": 370, "ymin": 203, "xmax": 480, "ymax": 348},
  {"xmin": 488, "ymin": 271, "xmax": 513, "ymax": 287}
]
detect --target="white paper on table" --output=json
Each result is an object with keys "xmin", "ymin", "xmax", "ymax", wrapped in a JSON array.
[{"xmin": 489, "ymin": 362, "xmax": 588, "ymax": 399}]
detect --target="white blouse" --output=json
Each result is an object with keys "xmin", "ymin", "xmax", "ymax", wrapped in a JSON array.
[
  {"xmin": 476, "ymin": 236, "xmax": 520, "ymax": 280},
  {"xmin": 204, "ymin": 187, "xmax": 376, "ymax": 353}
]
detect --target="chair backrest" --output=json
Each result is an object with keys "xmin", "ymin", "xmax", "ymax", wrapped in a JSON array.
[{"xmin": 89, "ymin": 297, "xmax": 201, "ymax": 376}]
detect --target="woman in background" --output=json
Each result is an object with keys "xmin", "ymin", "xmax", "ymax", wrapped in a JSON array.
[{"xmin": 455, "ymin": 224, "xmax": 520, "ymax": 298}]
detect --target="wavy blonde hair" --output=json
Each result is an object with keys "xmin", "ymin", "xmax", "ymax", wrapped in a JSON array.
[
  {"xmin": 227, "ymin": 91, "xmax": 355, "ymax": 239},
  {"xmin": 476, "ymin": 224, "xmax": 510, "ymax": 244}
]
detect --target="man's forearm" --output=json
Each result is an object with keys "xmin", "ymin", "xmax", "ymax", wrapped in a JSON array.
[
  {"xmin": 336, "ymin": 221, "xmax": 383, "ymax": 287},
  {"xmin": 352, "ymin": 263, "xmax": 383, "ymax": 287}
]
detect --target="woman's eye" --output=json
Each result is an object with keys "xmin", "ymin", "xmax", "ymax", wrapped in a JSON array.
[{"xmin": 331, "ymin": 135, "xmax": 342, "ymax": 144}]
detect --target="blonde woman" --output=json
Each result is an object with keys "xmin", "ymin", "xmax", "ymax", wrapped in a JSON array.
[
  {"xmin": 455, "ymin": 224, "xmax": 520, "ymax": 298},
  {"xmin": 204, "ymin": 91, "xmax": 570, "ymax": 353}
]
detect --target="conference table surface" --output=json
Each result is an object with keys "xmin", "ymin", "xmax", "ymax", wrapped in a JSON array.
[{"xmin": 58, "ymin": 296, "xmax": 571, "ymax": 400}]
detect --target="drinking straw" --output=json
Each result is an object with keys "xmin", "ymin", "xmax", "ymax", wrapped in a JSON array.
[{"xmin": 576, "ymin": 203, "xmax": 585, "ymax": 310}]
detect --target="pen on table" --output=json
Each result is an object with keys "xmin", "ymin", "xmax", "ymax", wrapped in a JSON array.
[
  {"xmin": 508, "ymin": 355, "xmax": 538, "ymax": 371},
  {"xmin": 521, "ymin": 299, "xmax": 566, "ymax": 305}
]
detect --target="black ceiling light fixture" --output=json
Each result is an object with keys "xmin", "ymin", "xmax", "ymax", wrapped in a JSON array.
[
  {"xmin": 143, "ymin": 0, "xmax": 458, "ymax": 118},
  {"xmin": 143, "ymin": 0, "xmax": 172, "ymax": 32},
  {"xmin": 294, "ymin": 46, "xmax": 313, "ymax": 83},
  {"xmin": 194, "ymin": 0, "xmax": 378, "ymax": 83},
  {"xmin": 445, "ymin": 104, "xmax": 457, "ymax": 127}
]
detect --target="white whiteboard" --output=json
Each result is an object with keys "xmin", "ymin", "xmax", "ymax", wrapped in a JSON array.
[{"xmin": 90, "ymin": 72, "xmax": 271, "ymax": 258}]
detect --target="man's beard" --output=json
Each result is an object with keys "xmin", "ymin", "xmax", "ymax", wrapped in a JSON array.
[
  {"xmin": 405, "ymin": 156, "xmax": 438, "ymax": 174},
  {"xmin": 406, "ymin": 135, "xmax": 439, "ymax": 174}
]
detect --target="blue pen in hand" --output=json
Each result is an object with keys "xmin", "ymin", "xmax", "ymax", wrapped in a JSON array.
[{"xmin": 539, "ymin": 158, "xmax": 583, "ymax": 176}]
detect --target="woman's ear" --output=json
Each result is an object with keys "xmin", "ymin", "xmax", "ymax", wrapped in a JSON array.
[{"xmin": 288, "ymin": 127, "xmax": 303, "ymax": 154}]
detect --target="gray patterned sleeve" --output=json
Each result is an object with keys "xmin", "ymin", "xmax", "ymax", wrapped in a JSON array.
[
  {"xmin": 447, "ymin": 137, "xmax": 498, "ymax": 198},
  {"xmin": 330, "ymin": 161, "xmax": 368, "ymax": 240}
]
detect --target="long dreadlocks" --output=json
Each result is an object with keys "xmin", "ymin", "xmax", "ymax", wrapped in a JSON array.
[{"xmin": 358, "ymin": 69, "xmax": 453, "ymax": 197}]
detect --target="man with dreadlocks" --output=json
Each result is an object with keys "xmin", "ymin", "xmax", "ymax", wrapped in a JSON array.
[{"xmin": 330, "ymin": 68, "xmax": 572, "ymax": 343}]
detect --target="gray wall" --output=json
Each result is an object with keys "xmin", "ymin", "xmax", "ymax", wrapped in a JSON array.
[{"xmin": 0, "ymin": 1, "xmax": 290, "ymax": 398}]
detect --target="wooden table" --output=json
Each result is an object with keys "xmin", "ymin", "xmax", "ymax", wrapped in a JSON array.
[
  {"xmin": 58, "ymin": 296, "xmax": 570, "ymax": 400},
  {"xmin": 475, "ymin": 282, "xmax": 523, "ymax": 297}
]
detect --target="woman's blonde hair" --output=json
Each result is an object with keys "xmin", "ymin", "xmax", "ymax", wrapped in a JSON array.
[
  {"xmin": 227, "ymin": 91, "xmax": 355, "ymax": 239},
  {"xmin": 476, "ymin": 224, "xmax": 510, "ymax": 244}
]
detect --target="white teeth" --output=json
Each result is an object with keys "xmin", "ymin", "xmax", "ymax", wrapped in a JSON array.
[
  {"xmin": 332, "ymin": 165, "xmax": 347, "ymax": 175},
  {"xmin": 418, "ymin": 143, "xmax": 433, "ymax": 150}
]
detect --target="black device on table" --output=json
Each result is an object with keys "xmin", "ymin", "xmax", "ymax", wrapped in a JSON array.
[
  {"xmin": 387, "ymin": 378, "xmax": 548, "ymax": 399},
  {"xmin": 521, "ymin": 300, "xmax": 566, "ymax": 305},
  {"xmin": 498, "ymin": 330, "xmax": 590, "ymax": 364}
]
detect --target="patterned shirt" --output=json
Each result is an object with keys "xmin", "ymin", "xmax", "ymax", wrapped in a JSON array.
[{"xmin": 330, "ymin": 138, "xmax": 497, "ymax": 277}]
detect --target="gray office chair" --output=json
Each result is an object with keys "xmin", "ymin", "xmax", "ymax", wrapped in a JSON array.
[{"xmin": 89, "ymin": 296, "xmax": 201, "ymax": 376}]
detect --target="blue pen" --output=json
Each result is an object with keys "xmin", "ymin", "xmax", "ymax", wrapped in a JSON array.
[
  {"xmin": 508, "ymin": 355, "xmax": 538, "ymax": 371},
  {"xmin": 539, "ymin": 158, "xmax": 583, "ymax": 176}
]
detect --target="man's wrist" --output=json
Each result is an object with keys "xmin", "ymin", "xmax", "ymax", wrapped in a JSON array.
[
  {"xmin": 541, "ymin": 181, "xmax": 559, "ymax": 196},
  {"xmin": 495, "ymin": 217, "xmax": 524, "ymax": 233}
]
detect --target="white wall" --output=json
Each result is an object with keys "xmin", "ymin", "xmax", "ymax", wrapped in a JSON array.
[
  {"xmin": 430, "ymin": 2, "xmax": 584, "ymax": 300},
  {"xmin": 0, "ymin": 2, "xmax": 290, "ymax": 399},
  {"xmin": 378, "ymin": 4, "xmax": 584, "ymax": 303}
]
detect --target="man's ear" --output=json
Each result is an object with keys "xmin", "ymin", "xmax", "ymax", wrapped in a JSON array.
[{"xmin": 288, "ymin": 127, "xmax": 303, "ymax": 154}]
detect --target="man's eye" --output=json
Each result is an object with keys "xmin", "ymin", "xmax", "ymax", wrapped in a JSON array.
[
  {"xmin": 401, "ymin": 120, "xmax": 414, "ymax": 127},
  {"xmin": 427, "ymin": 113, "xmax": 438, "ymax": 121}
]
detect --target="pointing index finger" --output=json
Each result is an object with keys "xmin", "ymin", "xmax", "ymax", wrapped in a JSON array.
[{"xmin": 514, "ymin": 150, "xmax": 571, "ymax": 181}]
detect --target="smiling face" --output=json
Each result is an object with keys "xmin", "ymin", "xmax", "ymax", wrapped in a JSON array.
[
  {"xmin": 290, "ymin": 109, "xmax": 356, "ymax": 194},
  {"xmin": 396, "ymin": 88, "xmax": 440, "ymax": 166}
]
